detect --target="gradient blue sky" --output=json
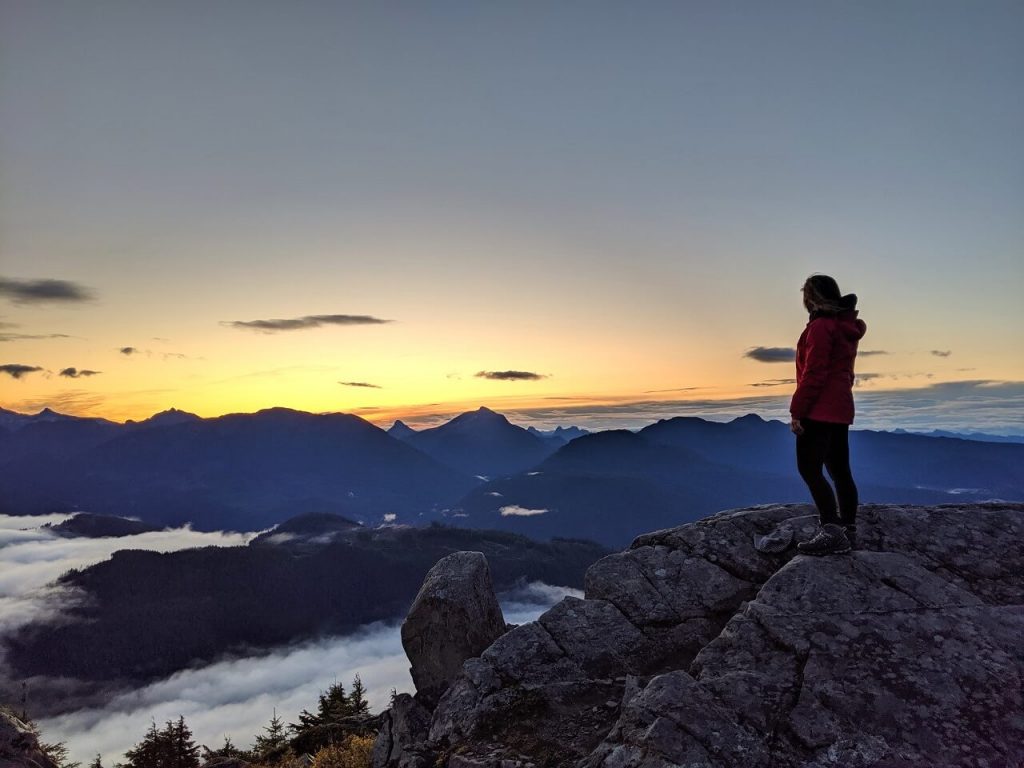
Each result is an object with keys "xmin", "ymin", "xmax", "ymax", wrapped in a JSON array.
[{"xmin": 1, "ymin": 1, "xmax": 1022, "ymax": 430}]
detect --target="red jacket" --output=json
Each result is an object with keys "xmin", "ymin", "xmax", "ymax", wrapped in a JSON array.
[{"xmin": 789, "ymin": 308, "xmax": 867, "ymax": 424}]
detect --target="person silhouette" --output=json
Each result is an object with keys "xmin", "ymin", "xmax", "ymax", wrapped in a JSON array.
[{"xmin": 789, "ymin": 274, "xmax": 867, "ymax": 555}]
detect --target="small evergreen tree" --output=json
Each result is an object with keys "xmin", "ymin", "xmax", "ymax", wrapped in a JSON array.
[
  {"xmin": 122, "ymin": 716, "xmax": 199, "ymax": 768},
  {"xmin": 348, "ymin": 675, "xmax": 369, "ymax": 716},
  {"xmin": 40, "ymin": 741, "xmax": 80, "ymax": 768},
  {"xmin": 169, "ymin": 715, "xmax": 200, "ymax": 768},
  {"xmin": 88, "ymin": 755, "xmax": 104, "ymax": 768},
  {"xmin": 123, "ymin": 720, "xmax": 162, "ymax": 768},
  {"xmin": 253, "ymin": 709, "xmax": 290, "ymax": 764}
]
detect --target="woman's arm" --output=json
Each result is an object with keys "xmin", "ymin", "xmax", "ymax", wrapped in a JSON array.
[{"xmin": 789, "ymin": 319, "xmax": 836, "ymax": 421}]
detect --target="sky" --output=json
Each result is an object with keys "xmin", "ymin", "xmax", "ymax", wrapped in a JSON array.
[
  {"xmin": 0, "ymin": 513, "xmax": 576, "ymax": 766},
  {"xmin": 1, "ymin": 1, "xmax": 1022, "ymax": 431}
]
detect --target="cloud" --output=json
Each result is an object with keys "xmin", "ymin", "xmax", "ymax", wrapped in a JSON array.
[
  {"xmin": 0, "ymin": 277, "xmax": 93, "ymax": 304},
  {"xmin": 339, "ymin": 381, "xmax": 382, "ymax": 389},
  {"xmin": 119, "ymin": 347, "xmax": 139, "ymax": 355},
  {"xmin": 0, "ymin": 333, "xmax": 73, "ymax": 343},
  {"xmin": 854, "ymin": 373, "xmax": 884, "ymax": 383},
  {"xmin": 858, "ymin": 350, "xmax": 889, "ymax": 356},
  {"xmin": 475, "ymin": 370, "xmax": 547, "ymax": 381},
  {"xmin": 223, "ymin": 315, "xmax": 392, "ymax": 333},
  {"xmin": 35, "ymin": 578, "xmax": 578, "ymax": 767},
  {"xmin": 749, "ymin": 378, "xmax": 796, "ymax": 388},
  {"xmin": 0, "ymin": 363, "xmax": 43, "ymax": 379},
  {"xmin": 643, "ymin": 387, "xmax": 700, "ymax": 393},
  {"xmin": 464, "ymin": 379, "xmax": 1024, "ymax": 436},
  {"xmin": 931, "ymin": 349, "xmax": 952, "ymax": 357},
  {"xmin": 0, "ymin": 515, "xmax": 256, "ymax": 602},
  {"xmin": 743, "ymin": 347, "xmax": 796, "ymax": 363},
  {"xmin": 499, "ymin": 505, "xmax": 548, "ymax": 517},
  {"xmin": 59, "ymin": 368, "xmax": 102, "ymax": 378}
]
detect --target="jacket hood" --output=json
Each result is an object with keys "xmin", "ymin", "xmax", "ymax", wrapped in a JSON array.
[
  {"xmin": 837, "ymin": 309, "xmax": 867, "ymax": 341},
  {"xmin": 809, "ymin": 293, "xmax": 866, "ymax": 340}
]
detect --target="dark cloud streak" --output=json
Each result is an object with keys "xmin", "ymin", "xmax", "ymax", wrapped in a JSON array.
[
  {"xmin": 223, "ymin": 314, "xmax": 392, "ymax": 333},
  {"xmin": 0, "ymin": 364, "xmax": 44, "ymax": 379},
  {"xmin": 0, "ymin": 277, "xmax": 93, "ymax": 304},
  {"xmin": 0, "ymin": 333, "xmax": 72, "ymax": 342},
  {"xmin": 339, "ymin": 381, "xmax": 382, "ymax": 389},
  {"xmin": 475, "ymin": 370, "xmax": 547, "ymax": 381},
  {"xmin": 744, "ymin": 347, "xmax": 796, "ymax": 363},
  {"xmin": 59, "ymin": 368, "xmax": 102, "ymax": 378}
]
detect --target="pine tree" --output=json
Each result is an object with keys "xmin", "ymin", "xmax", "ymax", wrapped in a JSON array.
[
  {"xmin": 123, "ymin": 720, "xmax": 162, "ymax": 768},
  {"xmin": 319, "ymin": 680, "xmax": 353, "ymax": 721},
  {"xmin": 88, "ymin": 755, "xmax": 104, "ymax": 768},
  {"xmin": 253, "ymin": 709, "xmax": 290, "ymax": 764},
  {"xmin": 348, "ymin": 675, "xmax": 369, "ymax": 716},
  {"xmin": 122, "ymin": 716, "xmax": 199, "ymax": 768},
  {"xmin": 169, "ymin": 716, "xmax": 200, "ymax": 768}
]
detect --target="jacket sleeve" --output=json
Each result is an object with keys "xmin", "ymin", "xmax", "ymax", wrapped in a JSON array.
[{"xmin": 790, "ymin": 319, "xmax": 835, "ymax": 419}]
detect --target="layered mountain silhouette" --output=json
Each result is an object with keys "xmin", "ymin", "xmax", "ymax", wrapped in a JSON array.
[
  {"xmin": 391, "ymin": 406, "xmax": 557, "ymax": 477},
  {"xmin": 449, "ymin": 413, "xmax": 1024, "ymax": 546},
  {"xmin": 1, "ymin": 406, "xmax": 1021, "ymax": 545}
]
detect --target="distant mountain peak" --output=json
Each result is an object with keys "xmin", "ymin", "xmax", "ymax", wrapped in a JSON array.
[
  {"xmin": 389, "ymin": 419, "xmax": 418, "ymax": 440},
  {"xmin": 731, "ymin": 413, "xmax": 766, "ymax": 424},
  {"xmin": 442, "ymin": 406, "xmax": 513, "ymax": 432}
]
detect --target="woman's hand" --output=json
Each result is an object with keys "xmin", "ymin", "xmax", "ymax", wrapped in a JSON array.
[{"xmin": 790, "ymin": 418, "xmax": 804, "ymax": 435}]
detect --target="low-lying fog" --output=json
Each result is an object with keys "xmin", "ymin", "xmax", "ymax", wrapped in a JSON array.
[{"xmin": 0, "ymin": 513, "xmax": 578, "ymax": 765}]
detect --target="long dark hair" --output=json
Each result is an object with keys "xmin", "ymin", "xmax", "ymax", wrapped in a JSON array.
[{"xmin": 802, "ymin": 274, "xmax": 846, "ymax": 314}]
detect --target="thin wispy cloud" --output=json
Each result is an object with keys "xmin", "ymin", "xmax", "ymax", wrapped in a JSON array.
[
  {"xmin": 858, "ymin": 350, "xmax": 889, "ymax": 356},
  {"xmin": 0, "ymin": 277, "xmax": 94, "ymax": 304},
  {"xmin": 339, "ymin": 381, "xmax": 382, "ymax": 389},
  {"xmin": 5, "ymin": 390, "xmax": 111, "ymax": 415},
  {"xmin": 119, "ymin": 347, "xmax": 139, "ymax": 355},
  {"xmin": 223, "ymin": 315, "xmax": 392, "ymax": 333},
  {"xmin": 643, "ymin": 386, "xmax": 700, "ymax": 393},
  {"xmin": 749, "ymin": 378, "xmax": 796, "ymax": 388},
  {"xmin": 0, "ymin": 333, "xmax": 73, "ymax": 343},
  {"xmin": 453, "ymin": 380, "xmax": 1024, "ymax": 436},
  {"xmin": 476, "ymin": 370, "xmax": 547, "ymax": 381},
  {"xmin": 499, "ymin": 505, "xmax": 548, "ymax": 517},
  {"xmin": 59, "ymin": 368, "xmax": 102, "ymax": 378},
  {"xmin": 0, "ymin": 363, "xmax": 43, "ymax": 379},
  {"xmin": 931, "ymin": 349, "xmax": 952, "ymax": 357},
  {"xmin": 743, "ymin": 347, "xmax": 796, "ymax": 363}
]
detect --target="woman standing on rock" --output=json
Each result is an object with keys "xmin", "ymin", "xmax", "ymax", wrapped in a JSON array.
[{"xmin": 790, "ymin": 274, "xmax": 867, "ymax": 555}]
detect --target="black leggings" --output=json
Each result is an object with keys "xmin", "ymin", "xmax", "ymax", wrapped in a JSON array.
[{"xmin": 796, "ymin": 417, "xmax": 859, "ymax": 526}]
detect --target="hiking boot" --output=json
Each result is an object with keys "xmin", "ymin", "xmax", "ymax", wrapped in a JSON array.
[{"xmin": 797, "ymin": 523, "xmax": 851, "ymax": 556}]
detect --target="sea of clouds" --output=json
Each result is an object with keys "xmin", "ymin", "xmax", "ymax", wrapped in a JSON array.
[{"xmin": 0, "ymin": 514, "xmax": 578, "ymax": 765}]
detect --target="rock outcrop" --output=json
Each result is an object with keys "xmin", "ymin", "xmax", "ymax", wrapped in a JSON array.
[
  {"xmin": 376, "ymin": 502, "xmax": 1024, "ymax": 768},
  {"xmin": 0, "ymin": 707, "xmax": 59, "ymax": 768},
  {"xmin": 401, "ymin": 551, "xmax": 508, "ymax": 708}
]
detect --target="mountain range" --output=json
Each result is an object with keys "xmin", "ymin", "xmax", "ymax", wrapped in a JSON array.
[{"xmin": 1, "ymin": 405, "xmax": 1022, "ymax": 546}]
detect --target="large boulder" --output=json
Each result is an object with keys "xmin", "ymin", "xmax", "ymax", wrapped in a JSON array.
[
  {"xmin": 371, "ymin": 693, "xmax": 433, "ymax": 768},
  {"xmin": 400, "ymin": 551, "xmax": 507, "ymax": 708},
  {"xmin": 419, "ymin": 502, "xmax": 1024, "ymax": 767}
]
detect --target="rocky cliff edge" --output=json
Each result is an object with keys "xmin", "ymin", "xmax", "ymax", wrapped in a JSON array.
[{"xmin": 375, "ymin": 502, "xmax": 1024, "ymax": 768}]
